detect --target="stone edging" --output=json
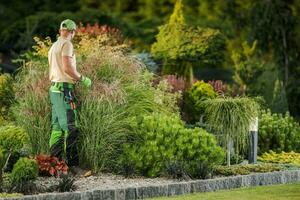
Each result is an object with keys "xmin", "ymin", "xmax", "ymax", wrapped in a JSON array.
[{"xmin": 2, "ymin": 170, "xmax": 300, "ymax": 200}]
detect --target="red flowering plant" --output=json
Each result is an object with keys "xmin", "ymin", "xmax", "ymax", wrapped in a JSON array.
[{"xmin": 35, "ymin": 154, "xmax": 68, "ymax": 176}]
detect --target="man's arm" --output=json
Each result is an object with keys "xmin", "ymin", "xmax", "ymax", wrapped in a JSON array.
[{"xmin": 62, "ymin": 56, "xmax": 81, "ymax": 81}]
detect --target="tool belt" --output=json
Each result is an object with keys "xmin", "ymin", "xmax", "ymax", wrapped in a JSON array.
[
  {"xmin": 50, "ymin": 82, "xmax": 77, "ymax": 110},
  {"xmin": 51, "ymin": 82, "xmax": 75, "ymax": 91}
]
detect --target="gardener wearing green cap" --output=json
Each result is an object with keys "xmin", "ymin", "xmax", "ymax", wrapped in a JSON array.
[{"xmin": 48, "ymin": 19, "xmax": 91, "ymax": 166}]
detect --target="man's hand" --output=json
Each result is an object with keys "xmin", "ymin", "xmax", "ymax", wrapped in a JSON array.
[{"xmin": 80, "ymin": 76, "xmax": 92, "ymax": 88}]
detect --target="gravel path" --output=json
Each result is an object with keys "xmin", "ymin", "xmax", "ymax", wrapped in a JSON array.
[
  {"xmin": 34, "ymin": 171, "xmax": 182, "ymax": 192},
  {"xmin": 75, "ymin": 173, "xmax": 179, "ymax": 191}
]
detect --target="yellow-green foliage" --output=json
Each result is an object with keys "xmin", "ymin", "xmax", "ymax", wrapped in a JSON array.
[
  {"xmin": 0, "ymin": 125, "xmax": 28, "ymax": 153},
  {"xmin": 151, "ymin": 0, "xmax": 225, "ymax": 72},
  {"xmin": 0, "ymin": 193, "xmax": 22, "ymax": 198},
  {"xmin": 0, "ymin": 116, "xmax": 8, "ymax": 127},
  {"xmin": 151, "ymin": 23, "xmax": 225, "ymax": 64},
  {"xmin": 10, "ymin": 158, "xmax": 38, "ymax": 185},
  {"xmin": 215, "ymin": 164, "xmax": 282, "ymax": 176},
  {"xmin": 258, "ymin": 151, "xmax": 300, "ymax": 166},
  {"xmin": 169, "ymin": 0, "xmax": 186, "ymax": 25},
  {"xmin": 184, "ymin": 80, "xmax": 217, "ymax": 122},
  {"xmin": 0, "ymin": 74, "xmax": 14, "ymax": 118}
]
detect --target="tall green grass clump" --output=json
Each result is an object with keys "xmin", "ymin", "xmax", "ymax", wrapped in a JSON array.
[{"xmin": 201, "ymin": 96, "xmax": 260, "ymax": 166}]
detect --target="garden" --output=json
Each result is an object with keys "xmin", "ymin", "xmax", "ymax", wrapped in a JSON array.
[{"xmin": 1, "ymin": 0, "xmax": 300, "ymax": 199}]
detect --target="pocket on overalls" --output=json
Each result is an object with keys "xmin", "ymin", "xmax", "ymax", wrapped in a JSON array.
[{"xmin": 63, "ymin": 90, "xmax": 76, "ymax": 110}]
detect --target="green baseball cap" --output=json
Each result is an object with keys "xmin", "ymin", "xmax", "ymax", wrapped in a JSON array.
[{"xmin": 60, "ymin": 19, "xmax": 76, "ymax": 31}]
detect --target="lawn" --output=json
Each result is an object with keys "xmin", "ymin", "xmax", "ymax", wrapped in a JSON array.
[{"xmin": 150, "ymin": 182, "xmax": 300, "ymax": 200}]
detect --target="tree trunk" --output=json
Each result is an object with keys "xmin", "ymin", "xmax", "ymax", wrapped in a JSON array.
[
  {"xmin": 281, "ymin": 28, "xmax": 289, "ymax": 87},
  {"xmin": 184, "ymin": 63, "xmax": 194, "ymax": 88}
]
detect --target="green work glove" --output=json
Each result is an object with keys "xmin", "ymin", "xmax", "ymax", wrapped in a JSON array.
[{"xmin": 80, "ymin": 75, "xmax": 92, "ymax": 88}]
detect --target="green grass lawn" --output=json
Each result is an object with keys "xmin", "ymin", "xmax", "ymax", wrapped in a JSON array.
[{"xmin": 150, "ymin": 182, "xmax": 300, "ymax": 200}]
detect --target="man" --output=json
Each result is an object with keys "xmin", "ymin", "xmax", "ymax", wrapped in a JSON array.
[{"xmin": 48, "ymin": 19, "xmax": 91, "ymax": 166}]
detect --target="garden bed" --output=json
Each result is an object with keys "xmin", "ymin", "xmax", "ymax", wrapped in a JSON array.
[{"xmin": 1, "ymin": 168, "xmax": 300, "ymax": 200}]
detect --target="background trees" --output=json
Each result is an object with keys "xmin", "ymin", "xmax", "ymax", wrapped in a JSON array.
[{"xmin": 1, "ymin": 0, "xmax": 300, "ymax": 118}]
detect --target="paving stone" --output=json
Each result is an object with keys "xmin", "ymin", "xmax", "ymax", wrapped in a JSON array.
[
  {"xmin": 115, "ymin": 189, "xmax": 125, "ymax": 200},
  {"xmin": 80, "ymin": 191, "xmax": 93, "ymax": 200},
  {"xmin": 167, "ymin": 182, "xmax": 190, "ymax": 197},
  {"xmin": 136, "ymin": 185, "xmax": 168, "ymax": 199},
  {"xmin": 190, "ymin": 180, "xmax": 206, "ymax": 193},
  {"xmin": 125, "ymin": 187, "xmax": 136, "ymax": 200},
  {"xmin": 101, "ymin": 190, "xmax": 115, "ymax": 200}
]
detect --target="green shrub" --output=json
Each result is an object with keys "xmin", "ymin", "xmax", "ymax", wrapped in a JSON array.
[
  {"xmin": 0, "ymin": 116, "xmax": 9, "ymax": 127},
  {"xmin": 0, "ymin": 73, "xmax": 14, "ymax": 118},
  {"xmin": 151, "ymin": 0, "xmax": 225, "ymax": 84},
  {"xmin": 121, "ymin": 113, "xmax": 224, "ymax": 178},
  {"xmin": 258, "ymin": 110, "xmax": 300, "ymax": 153},
  {"xmin": 184, "ymin": 80, "xmax": 217, "ymax": 123},
  {"xmin": 201, "ymin": 96, "xmax": 260, "ymax": 166},
  {"xmin": 0, "ymin": 125, "xmax": 28, "ymax": 188},
  {"xmin": 0, "ymin": 125, "xmax": 28, "ymax": 154},
  {"xmin": 214, "ymin": 164, "xmax": 282, "ymax": 176},
  {"xmin": 10, "ymin": 158, "xmax": 38, "ymax": 186}
]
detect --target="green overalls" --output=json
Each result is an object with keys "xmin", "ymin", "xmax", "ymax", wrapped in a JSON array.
[{"xmin": 49, "ymin": 82, "xmax": 79, "ymax": 166}]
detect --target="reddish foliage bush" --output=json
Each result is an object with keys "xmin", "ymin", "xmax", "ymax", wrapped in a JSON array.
[
  {"xmin": 162, "ymin": 75, "xmax": 186, "ymax": 92},
  {"xmin": 208, "ymin": 80, "xmax": 246, "ymax": 97},
  {"xmin": 35, "ymin": 154, "xmax": 68, "ymax": 176},
  {"xmin": 208, "ymin": 80, "xmax": 227, "ymax": 95},
  {"xmin": 76, "ymin": 23, "xmax": 128, "ymax": 45},
  {"xmin": 157, "ymin": 75, "xmax": 197, "ymax": 93}
]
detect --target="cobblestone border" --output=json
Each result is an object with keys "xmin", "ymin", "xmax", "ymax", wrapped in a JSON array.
[{"xmin": 2, "ymin": 170, "xmax": 300, "ymax": 200}]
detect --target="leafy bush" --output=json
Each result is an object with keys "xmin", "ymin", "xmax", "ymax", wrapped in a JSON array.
[
  {"xmin": 258, "ymin": 151, "xmax": 300, "ymax": 166},
  {"xmin": 0, "ymin": 73, "xmax": 14, "ymax": 118},
  {"xmin": 0, "ymin": 116, "xmax": 10, "ymax": 127},
  {"xmin": 151, "ymin": 0, "xmax": 225, "ymax": 84},
  {"xmin": 258, "ymin": 110, "xmax": 300, "ymax": 153},
  {"xmin": 134, "ymin": 52, "xmax": 159, "ymax": 73},
  {"xmin": 231, "ymin": 41, "xmax": 288, "ymax": 113},
  {"xmin": 0, "ymin": 125, "xmax": 28, "ymax": 154},
  {"xmin": 120, "ymin": 112, "xmax": 224, "ymax": 178},
  {"xmin": 0, "ymin": 125, "xmax": 28, "ymax": 192},
  {"xmin": 184, "ymin": 80, "xmax": 217, "ymax": 123},
  {"xmin": 208, "ymin": 80, "xmax": 228, "ymax": 95},
  {"xmin": 10, "ymin": 158, "xmax": 38, "ymax": 187},
  {"xmin": 214, "ymin": 164, "xmax": 282, "ymax": 176},
  {"xmin": 160, "ymin": 75, "xmax": 189, "ymax": 93},
  {"xmin": 35, "ymin": 155, "xmax": 68, "ymax": 176}
]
